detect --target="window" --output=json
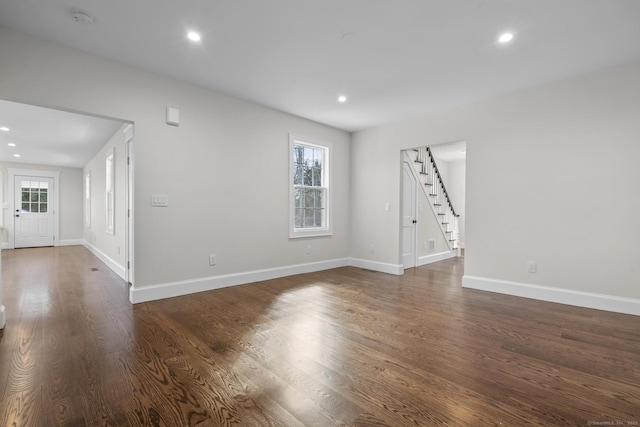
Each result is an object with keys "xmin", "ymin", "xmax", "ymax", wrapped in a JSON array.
[
  {"xmin": 106, "ymin": 148, "xmax": 115, "ymax": 235},
  {"xmin": 85, "ymin": 171, "xmax": 91, "ymax": 228},
  {"xmin": 20, "ymin": 181, "xmax": 48, "ymax": 213},
  {"xmin": 289, "ymin": 135, "xmax": 332, "ymax": 238}
]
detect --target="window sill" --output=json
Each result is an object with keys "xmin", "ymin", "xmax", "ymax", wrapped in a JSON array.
[{"xmin": 289, "ymin": 228, "xmax": 332, "ymax": 239}]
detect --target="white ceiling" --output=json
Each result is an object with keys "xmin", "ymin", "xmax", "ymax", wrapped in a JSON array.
[
  {"xmin": 0, "ymin": 1, "xmax": 639, "ymax": 168},
  {"xmin": 0, "ymin": 100, "xmax": 124, "ymax": 168}
]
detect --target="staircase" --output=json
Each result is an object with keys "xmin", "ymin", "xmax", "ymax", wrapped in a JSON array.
[{"xmin": 409, "ymin": 147, "xmax": 460, "ymax": 251}]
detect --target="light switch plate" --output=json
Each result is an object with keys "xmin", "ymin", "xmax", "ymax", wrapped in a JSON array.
[{"xmin": 151, "ymin": 194, "xmax": 169, "ymax": 207}]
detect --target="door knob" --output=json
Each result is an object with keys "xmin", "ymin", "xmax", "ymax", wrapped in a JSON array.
[
  {"xmin": 15, "ymin": 214, "xmax": 20, "ymax": 217},
  {"xmin": 412, "ymin": 220, "xmax": 417, "ymax": 224}
]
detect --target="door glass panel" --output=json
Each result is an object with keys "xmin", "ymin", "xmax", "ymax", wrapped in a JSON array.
[{"xmin": 19, "ymin": 181, "xmax": 50, "ymax": 214}]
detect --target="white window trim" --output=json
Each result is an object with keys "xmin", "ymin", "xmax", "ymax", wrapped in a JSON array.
[
  {"xmin": 105, "ymin": 148, "xmax": 115, "ymax": 235},
  {"xmin": 85, "ymin": 171, "xmax": 91, "ymax": 228},
  {"xmin": 289, "ymin": 134, "xmax": 333, "ymax": 238}
]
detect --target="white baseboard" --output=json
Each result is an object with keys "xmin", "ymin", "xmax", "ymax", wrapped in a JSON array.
[
  {"xmin": 1, "ymin": 240, "xmax": 82, "ymax": 249},
  {"xmin": 130, "ymin": 258, "xmax": 352, "ymax": 304},
  {"xmin": 58, "ymin": 239, "xmax": 83, "ymax": 246},
  {"xmin": 0, "ymin": 305, "xmax": 5, "ymax": 329},
  {"xmin": 83, "ymin": 241, "xmax": 126, "ymax": 281},
  {"xmin": 417, "ymin": 250, "xmax": 456, "ymax": 267},
  {"xmin": 462, "ymin": 275, "xmax": 640, "ymax": 316},
  {"xmin": 349, "ymin": 258, "xmax": 404, "ymax": 275}
]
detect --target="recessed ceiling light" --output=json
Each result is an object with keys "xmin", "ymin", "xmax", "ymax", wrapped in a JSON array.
[
  {"xmin": 13, "ymin": 154, "xmax": 20, "ymax": 158},
  {"xmin": 338, "ymin": 95, "xmax": 347, "ymax": 103},
  {"xmin": 0, "ymin": 126, "xmax": 9, "ymax": 131},
  {"xmin": 187, "ymin": 31, "xmax": 201, "ymax": 42},
  {"xmin": 498, "ymin": 33, "xmax": 514, "ymax": 43},
  {"xmin": 8, "ymin": 143, "xmax": 16, "ymax": 147}
]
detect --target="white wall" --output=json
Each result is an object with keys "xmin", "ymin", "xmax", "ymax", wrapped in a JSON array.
[
  {"xmin": 0, "ymin": 27, "xmax": 351, "ymax": 292},
  {"xmin": 2, "ymin": 26, "xmax": 638, "ymax": 313},
  {"xmin": 352, "ymin": 60, "xmax": 640, "ymax": 303},
  {"xmin": 0, "ymin": 161, "xmax": 83, "ymax": 245},
  {"xmin": 83, "ymin": 125, "xmax": 127, "ymax": 270}
]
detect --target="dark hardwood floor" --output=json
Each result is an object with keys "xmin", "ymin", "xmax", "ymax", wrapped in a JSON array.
[{"xmin": 1, "ymin": 246, "xmax": 638, "ymax": 426}]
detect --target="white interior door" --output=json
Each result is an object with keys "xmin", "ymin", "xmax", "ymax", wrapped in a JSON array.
[
  {"xmin": 402, "ymin": 162, "xmax": 417, "ymax": 269},
  {"xmin": 14, "ymin": 176, "xmax": 55, "ymax": 248}
]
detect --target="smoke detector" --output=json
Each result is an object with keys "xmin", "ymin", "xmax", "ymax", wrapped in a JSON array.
[{"xmin": 71, "ymin": 9, "xmax": 95, "ymax": 24}]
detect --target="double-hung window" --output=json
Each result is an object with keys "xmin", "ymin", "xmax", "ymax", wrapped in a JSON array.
[
  {"xmin": 289, "ymin": 136, "xmax": 332, "ymax": 238},
  {"xmin": 105, "ymin": 148, "xmax": 115, "ymax": 235}
]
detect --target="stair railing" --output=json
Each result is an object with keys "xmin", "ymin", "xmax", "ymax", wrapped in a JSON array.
[{"xmin": 414, "ymin": 147, "xmax": 460, "ymax": 249}]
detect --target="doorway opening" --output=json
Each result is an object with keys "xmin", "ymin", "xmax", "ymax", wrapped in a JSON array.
[
  {"xmin": 400, "ymin": 141, "xmax": 466, "ymax": 269},
  {"xmin": 0, "ymin": 99, "xmax": 134, "ymax": 290}
]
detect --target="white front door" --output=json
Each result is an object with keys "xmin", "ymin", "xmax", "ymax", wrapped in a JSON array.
[
  {"xmin": 14, "ymin": 176, "xmax": 55, "ymax": 248},
  {"xmin": 402, "ymin": 162, "xmax": 417, "ymax": 269}
]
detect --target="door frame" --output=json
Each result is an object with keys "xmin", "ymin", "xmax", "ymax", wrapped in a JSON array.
[
  {"xmin": 401, "ymin": 158, "xmax": 418, "ymax": 269},
  {"xmin": 7, "ymin": 168, "xmax": 60, "ymax": 249},
  {"xmin": 123, "ymin": 124, "xmax": 134, "ymax": 288}
]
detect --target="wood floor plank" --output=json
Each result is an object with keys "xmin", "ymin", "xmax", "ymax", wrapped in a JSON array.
[{"xmin": 1, "ymin": 246, "xmax": 640, "ymax": 426}]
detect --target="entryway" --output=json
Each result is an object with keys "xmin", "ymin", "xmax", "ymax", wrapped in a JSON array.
[
  {"xmin": 13, "ymin": 175, "xmax": 54, "ymax": 248},
  {"xmin": 11, "ymin": 172, "xmax": 57, "ymax": 248},
  {"xmin": 400, "ymin": 142, "xmax": 466, "ymax": 269}
]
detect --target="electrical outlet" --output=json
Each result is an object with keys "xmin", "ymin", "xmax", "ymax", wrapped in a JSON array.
[
  {"xmin": 306, "ymin": 245, "xmax": 312, "ymax": 255},
  {"xmin": 527, "ymin": 261, "xmax": 537, "ymax": 273},
  {"xmin": 209, "ymin": 254, "xmax": 217, "ymax": 266},
  {"xmin": 428, "ymin": 239, "xmax": 435, "ymax": 252},
  {"xmin": 369, "ymin": 244, "xmax": 375, "ymax": 253}
]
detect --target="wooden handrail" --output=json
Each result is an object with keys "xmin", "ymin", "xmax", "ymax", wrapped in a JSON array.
[{"xmin": 426, "ymin": 147, "xmax": 459, "ymax": 218}]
